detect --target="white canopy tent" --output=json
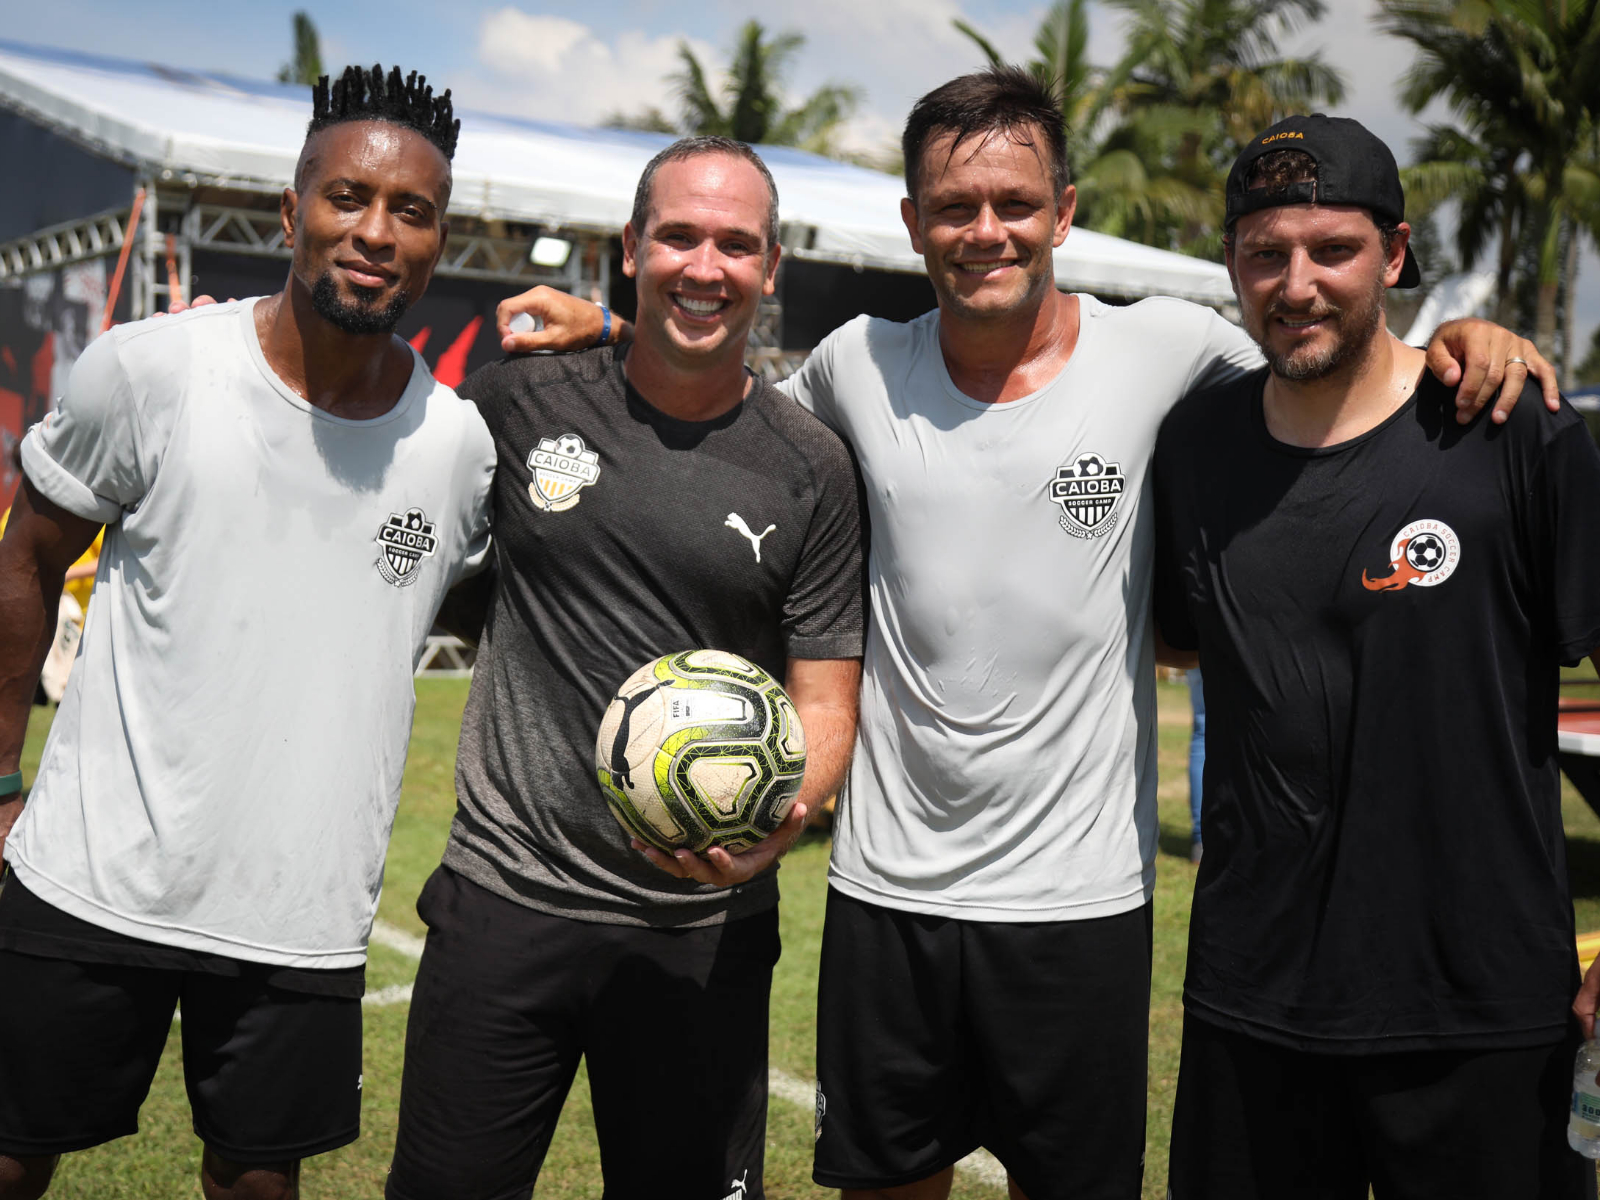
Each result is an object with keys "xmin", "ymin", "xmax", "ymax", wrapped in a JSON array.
[{"xmin": 0, "ymin": 37, "xmax": 1235, "ymax": 307}]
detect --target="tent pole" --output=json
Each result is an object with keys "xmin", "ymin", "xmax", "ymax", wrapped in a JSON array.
[{"xmin": 100, "ymin": 186, "xmax": 146, "ymax": 332}]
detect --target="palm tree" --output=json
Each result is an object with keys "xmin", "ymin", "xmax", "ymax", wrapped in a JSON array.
[
  {"xmin": 954, "ymin": 0, "xmax": 1343, "ymax": 257},
  {"xmin": 1380, "ymin": 0, "xmax": 1600, "ymax": 354},
  {"xmin": 1098, "ymin": 0, "xmax": 1345, "ymax": 255},
  {"xmin": 1399, "ymin": 122, "xmax": 1529, "ymax": 326},
  {"xmin": 658, "ymin": 21, "xmax": 862, "ymax": 157},
  {"xmin": 275, "ymin": 12, "xmax": 323, "ymax": 87}
]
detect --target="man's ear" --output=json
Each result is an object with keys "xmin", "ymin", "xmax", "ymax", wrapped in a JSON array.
[
  {"xmin": 762, "ymin": 241, "xmax": 782, "ymax": 297},
  {"xmin": 280, "ymin": 187, "xmax": 298, "ymax": 249},
  {"xmin": 1384, "ymin": 222, "xmax": 1412, "ymax": 289},
  {"xmin": 1052, "ymin": 184, "xmax": 1077, "ymax": 247},
  {"xmin": 900, "ymin": 197, "xmax": 924, "ymax": 256},
  {"xmin": 621, "ymin": 221, "xmax": 639, "ymax": 279}
]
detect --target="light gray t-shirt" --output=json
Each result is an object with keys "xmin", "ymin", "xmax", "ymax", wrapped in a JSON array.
[
  {"xmin": 10, "ymin": 299, "xmax": 495, "ymax": 967},
  {"xmin": 783, "ymin": 295, "xmax": 1260, "ymax": 921}
]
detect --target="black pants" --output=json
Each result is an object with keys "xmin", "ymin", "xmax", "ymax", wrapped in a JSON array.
[
  {"xmin": 386, "ymin": 867, "xmax": 780, "ymax": 1200},
  {"xmin": 812, "ymin": 887, "xmax": 1153, "ymax": 1200},
  {"xmin": 1169, "ymin": 1012, "xmax": 1596, "ymax": 1200}
]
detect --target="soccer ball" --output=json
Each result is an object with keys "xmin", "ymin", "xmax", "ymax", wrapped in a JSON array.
[
  {"xmin": 1407, "ymin": 533, "xmax": 1445, "ymax": 572},
  {"xmin": 594, "ymin": 650, "xmax": 807, "ymax": 854}
]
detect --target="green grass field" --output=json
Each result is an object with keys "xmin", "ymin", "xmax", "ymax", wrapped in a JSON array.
[{"xmin": 18, "ymin": 673, "xmax": 1600, "ymax": 1198}]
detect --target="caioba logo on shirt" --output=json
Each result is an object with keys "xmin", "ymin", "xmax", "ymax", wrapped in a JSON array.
[
  {"xmin": 528, "ymin": 434, "xmax": 601, "ymax": 512},
  {"xmin": 1050, "ymin": 451, "xmax": 1125, "ymax": 539},
  {"xmin": 375, "ymin": 508, "xmax": 438, "ymax": 588},
  {"xmin": 1360, "ymin": 518, "xmax": 1461, "ymax": 591}
]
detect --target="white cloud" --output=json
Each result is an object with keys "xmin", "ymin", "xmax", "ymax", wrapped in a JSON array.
[{"xmin": 460, "ymin": 8, "xmax": 718, "ymax": 127}]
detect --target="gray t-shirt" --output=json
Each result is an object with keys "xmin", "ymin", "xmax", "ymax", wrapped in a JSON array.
[
  {"xmin": 782, "ymin": 296, "xmax": 1260, "ymax": 921},
  {"xmin": 11, "ymin": 299, "xmax": 495, "ymax": 967},
  {"xmin": 444, "ymin": 345, "xmax": 864, "ymax": 927}
]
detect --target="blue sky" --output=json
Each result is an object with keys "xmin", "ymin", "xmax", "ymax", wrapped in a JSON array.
[{"xmin": 8, "ymin": 0, "xmax": 1597, "ymax": 356}]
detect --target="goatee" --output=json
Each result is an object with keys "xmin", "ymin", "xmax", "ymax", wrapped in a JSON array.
[{"xmin": 310, "ymin": 273, "xmax": 410, "ymax": 335}]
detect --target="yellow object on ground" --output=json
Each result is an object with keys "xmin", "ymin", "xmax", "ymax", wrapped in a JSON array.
[{"xmin": 1579, "ymin": 931, "xmax": 1600, "ymax": 974}]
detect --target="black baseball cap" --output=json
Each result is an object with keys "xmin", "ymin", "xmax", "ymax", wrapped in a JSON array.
[{"xmin": 1225, "ymin": 113, "xmax": 1421, "ymax": 288}]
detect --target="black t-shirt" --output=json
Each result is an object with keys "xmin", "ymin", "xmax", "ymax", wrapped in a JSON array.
[
  {"xmin": 0, "ymin": 874, "xmax": 366, "ymax": 997},
  {"xmin": 442, "ymin": 345, "xmax": 865, "ymax": 927},
  {"xmin": 1153, "ymin": 368, "xmax": 1600, "ymax": 1053}
]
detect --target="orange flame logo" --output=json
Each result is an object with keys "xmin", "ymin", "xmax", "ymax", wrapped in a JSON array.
[{"xmin": 1361, "ymin": 536, "xmax": 1429, "ymax": 592}]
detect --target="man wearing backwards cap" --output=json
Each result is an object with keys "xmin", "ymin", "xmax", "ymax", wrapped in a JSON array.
[{"xmin": 1153, "ymin": 113, "xmax": 1600, "ymax": 1198}]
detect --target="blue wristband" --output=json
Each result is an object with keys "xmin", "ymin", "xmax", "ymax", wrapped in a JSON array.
[
  {"xmin": 599, "ymin": 304, "xmax": 612, "ymax": 347},
  {"xmin": 0, "ymin": 771, "xmax": 21, "ymax": 797}
]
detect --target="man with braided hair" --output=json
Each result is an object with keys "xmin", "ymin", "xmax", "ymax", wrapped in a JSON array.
[{"xmin": 0, "ymin": 65, "xmax": 493, "ymax": 1199}]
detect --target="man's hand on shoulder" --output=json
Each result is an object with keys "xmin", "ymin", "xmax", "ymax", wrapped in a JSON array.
[
  {"xmin": 159, "ymin": 294, "xmax": 222, "ymax": 316},
  {"xmin": 497, "ymin": 286, "xmax": 633, "ymax": 354},
  {"xmin": 631, "ymin": 802, "xmax": 809, "ymax": 888},
  {"xmin": 1424, "ymin": 319, "xmax": 1560, "ymax": 425}
]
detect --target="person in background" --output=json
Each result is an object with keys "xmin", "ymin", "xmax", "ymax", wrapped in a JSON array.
[{"xmin": 1186, "ymin": 667, "xmax": 1205, "ymax": 863}]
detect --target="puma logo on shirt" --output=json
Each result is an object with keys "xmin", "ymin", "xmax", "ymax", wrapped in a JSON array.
[{"xmin": 725, "ymin": 513, "xmax": 776, "ymax": 562}]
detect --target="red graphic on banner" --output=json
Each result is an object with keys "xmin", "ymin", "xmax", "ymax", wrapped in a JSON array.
[{"xmin": 405, "ymin": 317, "xmax": 483, "ymax": 389}]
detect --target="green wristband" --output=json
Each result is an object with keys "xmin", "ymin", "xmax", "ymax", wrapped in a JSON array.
[{"xmin": 0, "ymin": 772, "xmax": 22, "ymax": 797}]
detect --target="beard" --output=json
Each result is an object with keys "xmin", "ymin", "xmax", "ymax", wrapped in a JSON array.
[
  {"xmin": 1251, "ymin": 273, "xmax": 1386, "ymax": 383},
  {"xmin": 310, "ymin": 272, "xmax": 411, "ymax": 336}
]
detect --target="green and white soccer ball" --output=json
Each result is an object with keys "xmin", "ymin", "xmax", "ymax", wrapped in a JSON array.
[{"xmin": 595, "ymin": 649, "xmax": 807, "ymax": 854}]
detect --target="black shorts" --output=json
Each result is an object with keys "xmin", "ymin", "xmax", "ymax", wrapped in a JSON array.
[
  {"xmin": 386, "ymin": 866, "xmax": 780, "ymax": 1200},
  {"xmin": 812, "ymin": 887, "xmax": 1153, "ymax": 1199},
  {"xmin": 1168, "ymin": 1012, "xmax": 1597, "ymax": 1200},
  {"xmin": 0, "ymin": 947, "xmax": 363, "ymax": 1161}
]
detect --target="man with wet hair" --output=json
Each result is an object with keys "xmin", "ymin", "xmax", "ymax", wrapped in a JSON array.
[
  {"xmin": 0, "ymin": 65, "xmax": 493, "ymax": 1200},
  {"xmin": 1155, "ymin": 114, "xmax": 1600, "ymax": 1199}
]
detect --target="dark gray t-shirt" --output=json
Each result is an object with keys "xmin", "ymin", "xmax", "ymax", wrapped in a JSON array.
[{"xmin": 444, "ymin": 345, "xmax": 865, "ymax": 926}]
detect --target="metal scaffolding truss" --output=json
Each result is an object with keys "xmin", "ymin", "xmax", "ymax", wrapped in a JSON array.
[
  {"xmin": 182, "ymin": 203, "xmax": 596, "ymax": 286},
  {"xmin": 0, "ymin": 208, "xmax": 129, "ymax": 280},
  {"xmin": 2, "ymin": 192, "xmax": 612, "ymax": 318},
  {"xmin": 184, "ymin": 204, "xmax": 286, "ymax": 259}
]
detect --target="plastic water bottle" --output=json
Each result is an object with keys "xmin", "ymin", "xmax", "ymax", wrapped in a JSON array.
[
  {"xmin": 1570, "ymin": 1040, "xmax": 1600, "ymax": 1157},
  {"xmin": 508, "ymin": 312, "xmax": 543, "ymax": 336}
]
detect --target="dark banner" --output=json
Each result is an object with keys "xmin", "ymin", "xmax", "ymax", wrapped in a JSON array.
[{"xmin": 0, "ymin": 258, "xmax": 129, "ymax": 511}]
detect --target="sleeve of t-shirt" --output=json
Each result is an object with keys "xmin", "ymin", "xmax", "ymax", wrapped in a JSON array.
[
  {"xmin": 784, "ymin": 436, "xmax": 866, "ymax": 661},
  {"xmin": 777, "ymin": 325, "xmax": 841, "ymax": 429},
  {"xmin": 1184, "ymin": 308, "xmax": 1264, "ymax": 396},
  {"xmin": 452, "ymin": 409, "xmax": 497, "ymax": 584},
  {"xmin": 19, "ymin": 329, "xmax": 149, "ymax": 525},
  {"xmin": 1533, "ymin": 414, "xmax": 1600, "ymax": 664},
  {"xmin": 454, "ymin": 362, "xmax": 504, "ymax": 438},
  {"xmin": 1152, "ymin": 420, "xmax": 1200, "ymax": 652}
]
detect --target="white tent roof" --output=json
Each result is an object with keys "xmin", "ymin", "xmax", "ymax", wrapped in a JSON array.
[{"xmin": 0, "ymin": 38, "xmax": 1235, "ymax": 305}]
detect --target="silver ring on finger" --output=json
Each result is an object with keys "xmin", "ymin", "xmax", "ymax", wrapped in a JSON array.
[{"xmin": 1505, "ymin": 356, "xmax": 1528, "ymax": 367}]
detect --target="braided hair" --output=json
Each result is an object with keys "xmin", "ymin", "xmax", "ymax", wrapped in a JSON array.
[{"xmin": 306, "ymin": 64, "xmax": 459, "ymax": 161}]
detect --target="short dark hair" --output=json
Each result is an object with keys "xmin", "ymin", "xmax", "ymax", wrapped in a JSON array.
[
  {"xmin": 630, "ymin": 136, "xmax": 780, "ymax": 251},
  {"xmin": 1237, "ymin": 148, "xmax": 1398, "ymax": 251},
  {"xmin": 305, "ymin": 64, "xmax": 459, "ymax": 163},
  {"xmin": 901, "ymin": 67, "xmax": 1069, "ymax": 204}
]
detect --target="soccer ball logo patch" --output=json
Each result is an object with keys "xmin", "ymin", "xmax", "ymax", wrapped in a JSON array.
[
  {"xmin": 528, "ymin": 434, "xmax": 601, "ymax": 512},
  {"xmin": 1050, "ymin": 451, "xmax": 1126, "ymax": 539},
  {"xmin": 1360, "ymin": 518, "xmax": 1461, "ymax": 592},
  {"xmin": 374, "ymin": 508, "xmax": 438, "ymax": 588}
]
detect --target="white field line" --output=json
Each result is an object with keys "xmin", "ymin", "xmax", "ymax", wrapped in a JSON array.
[
  {"xmin": 764, "ymin": 1068, "xmax": 1006, "ymax": 1187},
  {"xmin": 370, "ymin": 918, "xmax": 427, "ymax": 959},
  {"xmin": 361, "ymin": 922, "xmax": 1008, "ymax": 1189}
]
